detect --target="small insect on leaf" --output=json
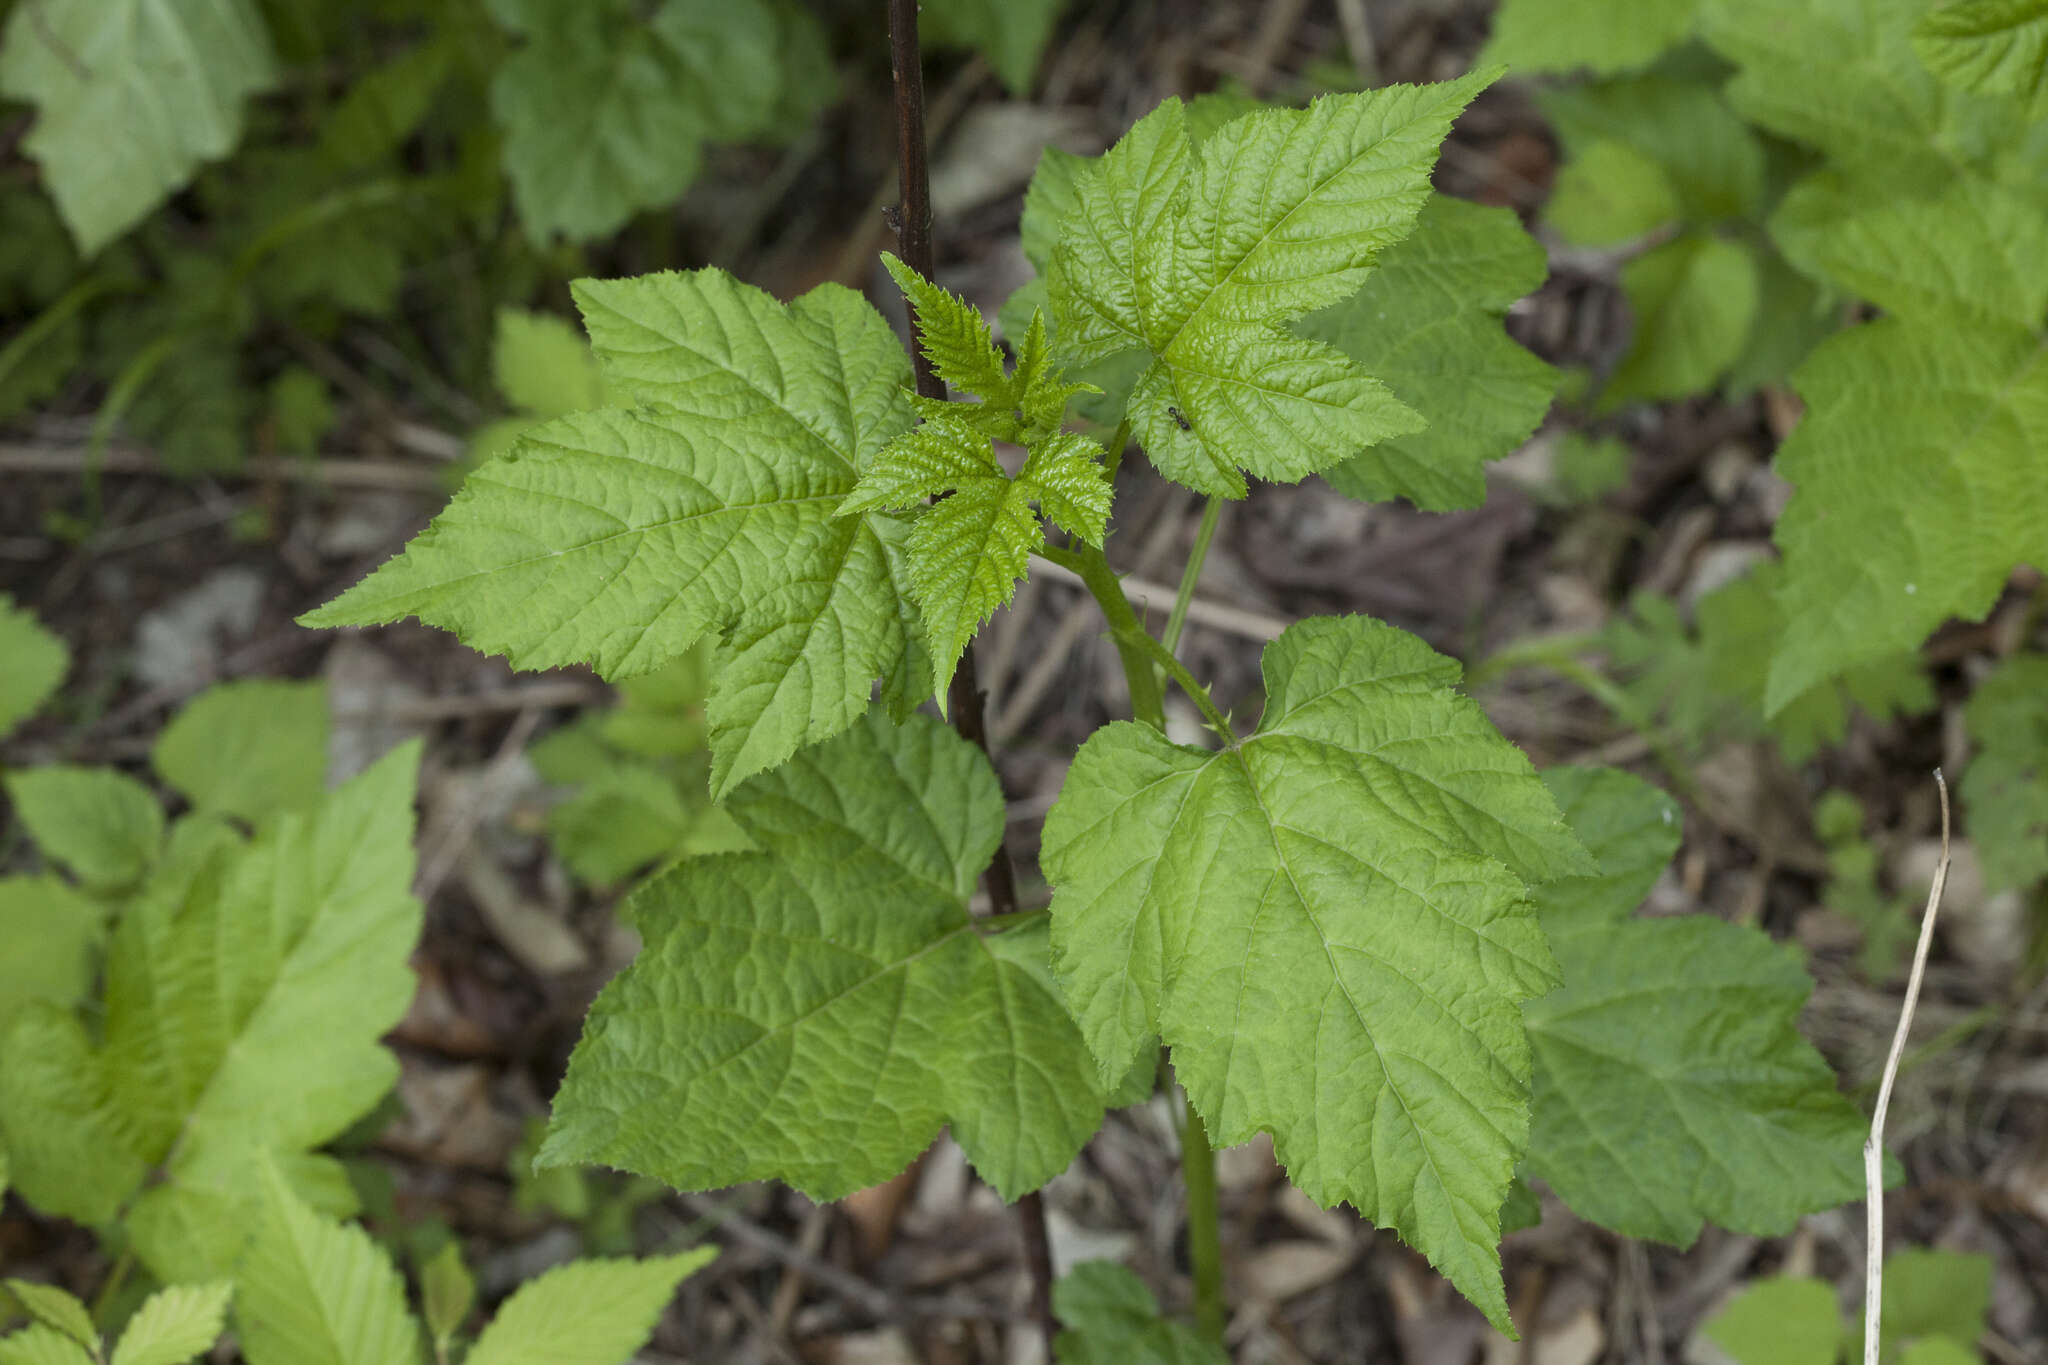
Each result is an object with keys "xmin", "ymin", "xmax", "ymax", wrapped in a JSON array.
[{"xmin": 1167, "ymin": 405, "xmax": 1191, "ymax": 431}]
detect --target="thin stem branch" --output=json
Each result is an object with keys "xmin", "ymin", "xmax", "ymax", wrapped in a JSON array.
[
  {"xmin": 1070, "ymin": 544, "xmax": 1169, "ymax": 731},
  {"xmin": 1162, "ymin": 494, "xmax": 1223, "ymax": 658},
  {"xmin": 886, "ymin": 0, "xmax": 1050, "ymax": 1341},
  {"xmin": 1865, "ymin": 772, "xmax": 1951, "ymax": 1365},
  {"xmin": 1179, "ymin": 1089, "xmax": 1227, "ymax": 1345}
]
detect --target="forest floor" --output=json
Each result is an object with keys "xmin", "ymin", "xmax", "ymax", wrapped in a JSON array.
[{"xmin": 2, "ymin": 1, "xmax": 2045, "ymax": 1362}]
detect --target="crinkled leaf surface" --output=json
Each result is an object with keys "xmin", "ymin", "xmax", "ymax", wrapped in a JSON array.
[
  {"xmin": 0, "ymin": 0, "xmax": 277, "ymax": 253},
  {"xmin": 1051, "ymin": 1263, "xmax": 1227, "ymax": 1365},
  {"xmin": 0, "ymin": 595, "xmax": 66, "ymax": 740},
  {"xmin": 109, "ymin": 1281, "xmax": 233, "ymax": 1365},
  {"xmin": 303, "ymin": 271, "xmax": 931, "ymax": 798},
  {"xmin": 151, "ymin": 679, "xmax": 328, "ymax": 823},
  {"xmin": 1962, "ymin": 654, "xmax": 2048, "ymax": 892},
  {"xmin": 1761, "ymin": 313, "xmax": 2048, "ymax": 709},
  {"xmin": 1480, "ymin": 0, "xmax": 1697, "ymax": 74},
  {"xmin": 0, "ymin": 747, "xmax": 422, "ymax": 1279},
  {"xmin": 541, "ymin": 711, "xmax": 1105, "ymax": 1202},
  {"xmin": 1046, "ymin": 76, "xmax": 1498, "ymax": 497},
  {"xmin": 1915, "ymin": 0, "xmax": 2048, "ymax": 106},
  {"xmin": 236, "ymin": 1162, "xmax": 421, "ymax": 1365},
  {"xmin": 1043, "ymin": 616, "xmax": 1590, "ymax": 1328},
  {"xmin": 841, "ymin": 414, "xmax": 1108, "ymax": 698},
  {"xmin": 1297, "ymin": 195, "xmax": 1556, "ymax": 510},
  {"xmin": 486, "ymin": 0, "xmax": 780, "ymax": 240},
  {"xmin": 1523, "ymin": 767, "xmax": 1868, "ymax": 1244},
  {"xmin": 464, "ymin": 1250, "xmax": 715, "ymax": 1365},
  {"xmin": 1700, "ymin": 0, "xmax": 2030, "ymax": 192},
  {"xmin": 4, "ymin": 767, "xmax": 162, "ymax": 891}
]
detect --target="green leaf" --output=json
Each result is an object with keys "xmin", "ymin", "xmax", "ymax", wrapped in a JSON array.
[
  {"xmin": 0, "ymin": 747, "xmax": 422, "ymax": 1278},
  {"xmin": 1538, "ymin": 75, "xmax": 1766, "ymax": 224},
  {"xmin": 1046, "ymin": 76, "xmax": 1497, "ymax": 497},
  {"xmin": 487, "ymin": 0, "xmax": 782, "ymax": 240},
  {"xmin": 1962, "ymin": 654, "xmax": 2048, "ymax": 892},
  {"xmin": 0, "ymin": 0, "xmax": 277, "ymax": 253},
  {"xmin": 317, "ymin": 35, "xmax": 455, "ymax": 171},
  {"xmin": 541, "ymin": 711, "xmax": 1107, "ymax": 1202},
  {"xmin": 881, "ymin": 254, "xmax": 1013, "ymax": 403},
  {"xmin": 840, "ymin": 413, "xmax": 1109, "ymax": 698},
  {"xmin": 109, "ymin": 1281, "xmax": 233, "ymax": 1365},
  {"xmin": 922, "ymin": 0, "xmax": 1065, "ymax": 93},
  {"xmin": 1480, "ymin": 0, "xmax": 1697, "ymax": 74},
  {"xmin": 463, "ymin": 1249, "xmax": 715, "ymax": 1365},
  {"xmin": 236, "ymin": 1161, "xmax": 422, "ymax": 1365},
  {"xmin": 1699, "ymin": 0, "xmax": 2023, "ymax": 193},
  {"xmin": 2, "ymin": 1282, "xmax": 95, "ymax": 1350},
  {"xmin": 1043, "ymin": 616, "xmax": 1590, "ymax": 1329},
  {"xmin": 1051, "ymin": 1262, "xmax": 1227, "ymax": 1365},
  {"xmin": 1762, "ymin": 316, "xmax": 2048, "ymax": 710},
  {"xmin": 150, "ymin": 679, "xmax": 328, "ymax": 823},
  {"xmin": 0, "ymin": 1148, "xmax": 8, "ymax": 1202},
  {"xmin": 266, "ymin": 368, "xmax": 336, "ymax": 455},
  {"xmin": 0, "ymin": 1327, "xmax": 96, "ymax": 1365},
  {"xmin": 492, "ymin": 307, "xmax": 607, "ymax": 419},
  {"xmin": 1770, "ymin": 174, "xmax": 2048, "ymax": 331},
  {"xmin": 0, "ymin": 877, "xmax": 104, "ymax": 1036},
  {"xmin": 543, "ymin": 764, "xmax": 697, "ymax": 887},
  {"xmin": 0, "ymin": 596, "xmax": 67, "ymax": 740},
  {"xmin": 1915, "ymin": 0, "xmax": 2048, "ymax": 106},
  {"xmin": 1299, "ymin": 195, "xmax": 1557, "ymax": 510},
  {"xmin": 1602, "ymin": 233, "xmax": 1760, "ymax": 409},
  {"xmin": 1544, "ymin": 433, "xmax": 1632, "ymax": 506},
  {"xmin": 4, "ymin": 767, "xmax": 163, "ymax": 891},
  {"xmin": 1879, "ymin": 1248, "xmax": 1993, "ymax": 1351},
  {"xmin": 1899, "ymin": 1341, "xmax": 1985, "ymax": 1365},
  {"xmin": 419, "ymin": 1242, "xmax": 475, "ymax": 1355},
  {"xmin": 0, "ymin": 1003, "xmax": 150, "ymax": 1224},
  {"xmin": 1542, "ymin": 142, "xmax": 1682, "ymax": 246},
  {"xmin": 1700, "ymin": 1277, "xmax": 1843, "ymax": 1365},
  {"xmin": 302, "ymin": 270, "xmax": 932, "ymax": 798},
  {"xmin": 1523, "ymin": 768, "xmax": 1868, "ymax": 1245}
]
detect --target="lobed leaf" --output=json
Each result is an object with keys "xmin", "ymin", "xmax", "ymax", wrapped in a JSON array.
[
  {"xmin": 542, "ymin": 711, "xmax": 1105, "ymax": 1201},
  {"xmin": 1298, "ymin": 195, "xmax": 1557, "ymax": 510},
  {"xmin": 486, "ymin": 0, "xmax": 782, "ymax": 241},
  {"xmin": 0, "ymin": 747, "xmax": 423, "ymax": 1279},
  {"xmin": 463, "ymin": 1249, "xmax": 715, "ymax": 1365},
  {"xmin": 1043, "ymin": 616, "xmax": 1589, "ymax": 1329},
  {"xmin": 1046, "ymin": 76, "xmax": 1498, "ymax": 497},
  {"xmin": 1602, "ymin": 232, "xmax": 1760, "ymax": 409},
  {"xmin": 1523, "ymin": 768, "xmax": 1868, "ymax": 1245},
  {"xmin": 304, "ymin": 270, "xmax": 932, "ymax": 797},
  {"xmin": 1763, "ymin": 316, "xmax": 2048, "ymax": 709},
  {"xmin": 0, "ymin": 0, "xmax": 277, "ymax": 253}
]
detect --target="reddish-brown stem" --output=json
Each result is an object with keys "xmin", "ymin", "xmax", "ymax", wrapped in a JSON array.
[{"xmin": 885, "ymin": 0, "xmax": 1055, "ymax": 1344}]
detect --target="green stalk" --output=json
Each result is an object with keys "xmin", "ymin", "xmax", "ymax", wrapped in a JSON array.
[
  {"xmin": 1161, "ymin": 494, "xmax": 1222, "ymax": 657},
  {"xmin": 1063, "ymin": 531, "xmax": 1232, "ymax": 1344},
  {"xmin": 1179, "ymin": 1089, "xmax": 1227, "ymax": 1344}
]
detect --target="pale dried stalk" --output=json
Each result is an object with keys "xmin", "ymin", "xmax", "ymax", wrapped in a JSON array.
[{"xmin": 1864, "ymin": 771, "xmax": 1951, "ymax": 1365}]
